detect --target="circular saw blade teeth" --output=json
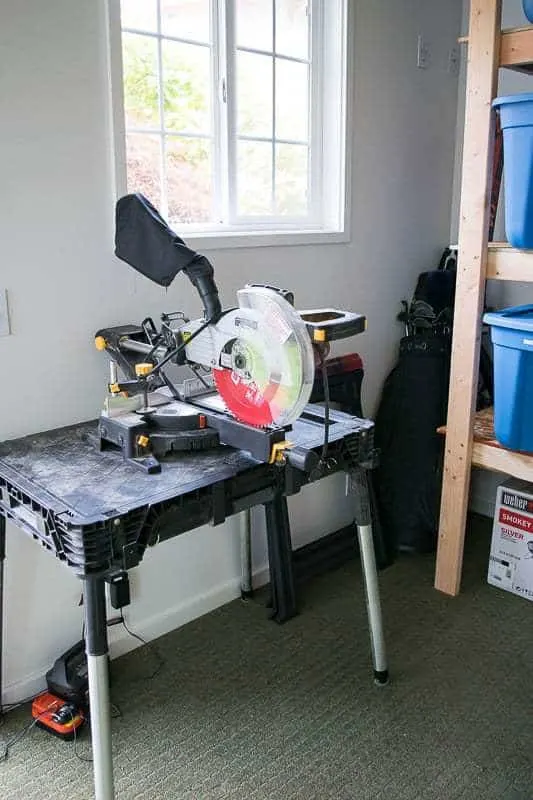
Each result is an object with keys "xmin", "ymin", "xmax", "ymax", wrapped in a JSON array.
[
  {"xmin": 213, "ymin": 369, "xmax": 274, "ymax": 427},
  {"xmin": 213, "ymin": 286, "xmax": 315, "ymax": 428}
]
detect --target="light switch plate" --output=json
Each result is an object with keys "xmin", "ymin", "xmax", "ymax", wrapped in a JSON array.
[{"xmin": 0, "ymin": 289, "xmax": 11, "ymax": 336}]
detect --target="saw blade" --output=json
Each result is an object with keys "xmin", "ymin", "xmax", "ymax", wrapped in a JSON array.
[{"xmin": 213, "ymin": 286, "xmax": 314, "ymax": 427}]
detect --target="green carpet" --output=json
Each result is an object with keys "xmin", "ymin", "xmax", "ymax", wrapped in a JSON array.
[{"xmin": 1, "ymin": 515, "xmax": 532, "ymax": 799}]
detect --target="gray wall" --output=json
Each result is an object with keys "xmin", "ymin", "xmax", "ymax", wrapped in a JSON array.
[{"xmin": 0, "ymin": 0, "xmax": 462, "ymax": 702}]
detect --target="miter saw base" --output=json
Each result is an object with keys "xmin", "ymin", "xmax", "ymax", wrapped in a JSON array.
[{"xmin": 96, "ymin": 395, "xmax": 291, "ymax": 473}]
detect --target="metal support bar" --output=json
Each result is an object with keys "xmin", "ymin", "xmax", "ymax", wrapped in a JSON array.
[
  {"xmin": 0, "ymin": 514, "xmax": 5, "ymax": 714},
  {"xmin": 350, "ymin": 468, "xmax": 389, "ymax": 685},
  {"xmin": 264, "ymin": 494, "xmax": 297, "ymax": 623},
  {"xmin": 240, "ymin": 509, "xmax": 253, "ymax": 598},
  {"xmin": 84, "ymin": 576, "xmax": 115, "ymax": 800}
]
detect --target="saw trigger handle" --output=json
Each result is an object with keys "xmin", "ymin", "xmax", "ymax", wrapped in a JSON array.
[{"xmin": 245, "ymin": 283, "xmax": 294, "ymax": 306}]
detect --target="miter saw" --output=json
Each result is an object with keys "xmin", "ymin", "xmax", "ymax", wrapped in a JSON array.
[{"xmin": 94, "ymin": 194, "xmax": 366, "ymax": 473}]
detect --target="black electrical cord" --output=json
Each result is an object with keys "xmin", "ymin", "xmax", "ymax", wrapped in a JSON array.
[
  {"xmin": 148, "ymin": 317, "xmax": 212, "ymax": 377},
  {"xmin": 137, "ymin": 316, "xmax": 215, "ymax": 402},
  {"xmin": 118, "ymin": 610, "xmax": 165, "ymax": 681},
  {"xmin": 0, "ymin": 699, "xmax": 57, "ymax": 762},
  {"xmin": 319, "ymin": 350, "xmax": 331, "ymax": 464}
]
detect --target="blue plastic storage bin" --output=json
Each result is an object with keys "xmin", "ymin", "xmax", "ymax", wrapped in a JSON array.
[
  {"xmin": 484, "ymin": 305, "xmax": 533, "ymax": 452},
  {"xmin": 493, "ymin": 94, "xmax": 533, "ymax": 249}
]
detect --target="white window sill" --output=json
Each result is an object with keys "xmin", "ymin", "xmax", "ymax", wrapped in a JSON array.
[{"xmin": 178, "ymin": 228, "xmax": 351, "ymax": 251}]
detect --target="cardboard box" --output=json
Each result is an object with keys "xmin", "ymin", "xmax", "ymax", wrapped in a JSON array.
[{"xmin": 488, "ymin": 478, "xmax": 533, "ymax": 602}]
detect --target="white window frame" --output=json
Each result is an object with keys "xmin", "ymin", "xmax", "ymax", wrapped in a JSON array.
[{"xmin": 105, "ymin": 0, "xmax": 353, "ymax": 250}]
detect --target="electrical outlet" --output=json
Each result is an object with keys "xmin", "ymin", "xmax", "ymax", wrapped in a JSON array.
[
  {"xmin": 417, "ymin": 35, "xmax": 430, "ymax": 69},
  {"xmin": 0, "ymin": 289, "xmax": 11, "ymax": 336}
]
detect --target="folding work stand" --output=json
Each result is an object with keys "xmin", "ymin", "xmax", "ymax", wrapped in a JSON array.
[
  {"xmin": 0, "ymin": 407, "xmax": 387, "ymax": 800},
  {"xmin": 240, "ymin": 355, "xmax": 390, "ymax": 622}
]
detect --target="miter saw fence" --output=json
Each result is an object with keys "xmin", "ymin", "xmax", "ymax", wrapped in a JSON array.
[{"xmin": 94, "ymin": 194, "xmax": 366, "ymax": 472}]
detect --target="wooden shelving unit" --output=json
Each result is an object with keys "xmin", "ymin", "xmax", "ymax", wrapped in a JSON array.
[
  {"xmin": 500, "ymin": 25, "xmax": 533, "ymax": 73},
  {"xmin": 487, "ymin": 243, "xmax": 533, "ymax": 281},
  {"xmin": 439, "ymin": 408, "xmax": 533, "ymax": 484},
  {"xmin": 435, "ymin": 1, "xmax": 533, "ymax": 596}
]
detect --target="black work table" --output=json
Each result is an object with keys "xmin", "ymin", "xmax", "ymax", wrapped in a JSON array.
[{"xmin": 0, "ymin": 405, "xmax": 387, "ymax": 800}]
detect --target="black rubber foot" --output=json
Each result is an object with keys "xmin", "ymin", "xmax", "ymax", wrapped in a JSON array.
[
  {"xmin": 373, "ymin": 669, "xmax": 389, "ymax": 686},
  {"xmin": 240, "ymin": 589, "xmax": 253, "ymax": 601}
]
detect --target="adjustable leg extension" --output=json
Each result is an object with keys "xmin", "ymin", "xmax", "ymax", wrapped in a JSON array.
[
  {"xmin": 84, "ymin": 576, "xmax": 115, "ymax": 800},
  {"xmin": 349, "ymin": 468, "xmax": 389, "ymax": 685}
]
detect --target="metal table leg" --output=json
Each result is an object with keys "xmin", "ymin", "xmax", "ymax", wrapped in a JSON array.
[
  {"xmin": 0, "ymin": 514, "xmax": 5, "ymax": 714},
  {"xmin": 350, "ymin": 468, "xmax": 389, "ymax": 685},
  {"xmin": 240, "ymin": 509, "xmax": 253, "ymax": 599},
  {"xmin": 84, "ymin": 576, "xmax": 115, "ymax": 800}
]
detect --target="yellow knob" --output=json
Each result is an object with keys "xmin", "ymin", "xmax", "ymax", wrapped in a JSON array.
[
  {"xmin": 313, "ymin": 328, "xmax": 327, "ymax": 343},
  {"xmin": 137, "ymin": 435, "xmax": 150, "ymax": 448},
  {"xmin": 95, "ymin": 336, "xmax": 107, "ymax": 351},
  {"xmin": 135, "ymin": 363, "xmax": 152, "ymax": 377}
]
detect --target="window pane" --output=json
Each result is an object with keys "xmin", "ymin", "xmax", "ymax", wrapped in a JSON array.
[
  {"xmin": 275, "ymin": 143, "xmax": 308, "ymax": 215},
  {"xmin": 275, "ymin": 58, "xmax": 308, "ymax": 141},
  {"xmin": 126, "ymin": 134, "xmax": 162, "ymax": 209},
  {"xmin": 161, "ymin": 0, "xmax": 211, "ymax": 43},
  {"xmin": 276, "ymin": 0, "xmax": 308, "ymax": 60},
  {"xmin": 162, "ymin": 41, "xmax": 211, "ymax": 133},
  {"xmin": 236, "ymin": 0, "xmax": 273, "ymax": 53},
  {"xmin": 237, "ymin": 52, "xmax": 273, "ymax": 138},
  {"xmin": 122, "ymin": 34, "xmax": 161, "ymax": 129},
  {"xmin": 166, "ymin": 137, "xmax": 213, "ymax": 223},
  {"xmin": 237, "ymin": 141, "xmax": 273, "ymax": 215},
  {"xmin": 121, "ymin": 0, "xmax": 158, "ymax": 32}
]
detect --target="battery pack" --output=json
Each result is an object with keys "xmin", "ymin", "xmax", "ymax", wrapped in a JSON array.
[{"xmin": 31, "ymin": 692, "xmax": 84, "ymax": 741}]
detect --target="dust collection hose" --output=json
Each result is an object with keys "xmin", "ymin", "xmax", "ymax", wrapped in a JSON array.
[{"xmin": 114, "ymin": 193, "xmax": 222, "ymax": 322}]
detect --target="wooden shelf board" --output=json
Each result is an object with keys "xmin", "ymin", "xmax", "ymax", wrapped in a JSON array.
[
  {"xmin": 439, "ymin": 408, "xmax": 533, "ymax": 483},
  {"xmin": 500, "ymin": 26, "xmax": 533, "ymax": 73},
  {"xmin": 487, "ymin": 243, "xmax": 533, "ymax": 281}
]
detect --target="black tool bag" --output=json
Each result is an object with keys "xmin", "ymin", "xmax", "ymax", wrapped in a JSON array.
[
  {"xmin": 373, "ymin": 334, "xmax": 451, "ymax": 554},
  {"xmin": 373, "ymin": 247, "xmax": 494, "ymax": 555},
  {"xmin": 373, "ymin": 250, "xmax": 455, "ymax": 555}
]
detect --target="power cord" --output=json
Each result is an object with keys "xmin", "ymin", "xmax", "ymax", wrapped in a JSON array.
[
  {"xmin": 0, "ymin": 698, "xmax": 57, "ymax": 762},
  {"xmin": 117, "ymin": 610, "xmax": 165, "ymax": 681},
  {"xmin": 309, "ymin": 345, "xmax": 332, "ymax": 482},
  {"xmin": 319, "ymin": 349, "xmax": 331, "ymax": 463},
  {"xmin": 0, "ymin": 602, "xmax": 163, "ymax": 761}
]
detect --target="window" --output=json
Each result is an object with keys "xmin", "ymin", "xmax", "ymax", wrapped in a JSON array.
[{"xmin": 111, "ymin": 0, "xmax": 350, "ymax": 246}]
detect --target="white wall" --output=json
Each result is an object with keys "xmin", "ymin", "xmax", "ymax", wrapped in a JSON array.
[
  {"xmin": 0, "ymin": 0, "xmax": 462, "ymax": 703},
  {"xmin": 451, "ymin": 0, "xmax": 533, "ymax": 516}
]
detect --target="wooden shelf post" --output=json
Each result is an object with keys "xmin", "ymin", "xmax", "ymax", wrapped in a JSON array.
[{"xmin": 434, "ymin": 0, "xmax": 502, "ymax": 596}]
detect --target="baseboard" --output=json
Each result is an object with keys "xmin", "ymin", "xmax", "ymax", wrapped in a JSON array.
[
  {"xmin": 2, "ymin": 563, "xmax": 271, "ymax": 708},
  {"xmin": 1, "ymin": 670, "xmax": 48, "ymax": 709}
]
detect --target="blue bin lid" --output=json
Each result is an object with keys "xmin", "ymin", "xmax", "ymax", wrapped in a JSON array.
[
  {"xmin": 493, "ymin": 93, "xmax": 533, "ymax": 108},
  {"xmin": 483, "ymin": 304, "xmax": 533, "ymax": 331}
]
